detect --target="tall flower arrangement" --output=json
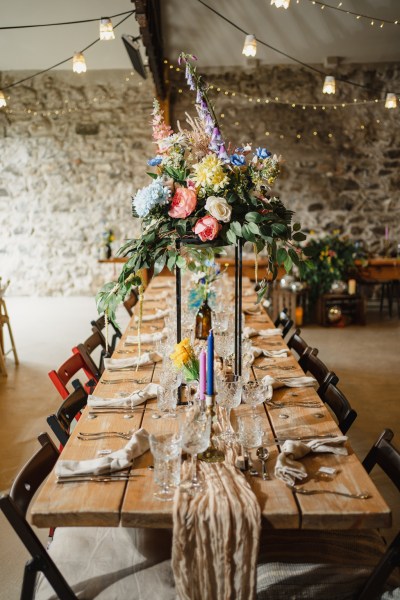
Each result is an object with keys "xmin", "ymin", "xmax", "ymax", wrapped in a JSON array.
[{"xmin": 96, "ymin": 53, "xmax": 311, "ymax": 325}]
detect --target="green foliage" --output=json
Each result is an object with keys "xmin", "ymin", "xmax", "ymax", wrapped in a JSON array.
[{"xmin": 301, "ymin": 234, "xmax": 357, "ymax": 307}]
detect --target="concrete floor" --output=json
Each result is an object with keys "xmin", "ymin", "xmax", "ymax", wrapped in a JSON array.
[{"xmin": 0, "ymin": 297, "xmax": 399, "ymax": 599}]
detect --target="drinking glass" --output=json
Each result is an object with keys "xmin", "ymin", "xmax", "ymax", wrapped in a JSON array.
[
  {"xmin": 242, "ymin": 380, "xmax": 271, "ymax": 418},
  {"xmin": 213, "ymin": 311, "xmax": 229, "ymax": 332},
  {"xmin": 215, "ymin": 374, "xmax": 242, "ymax": 441},
  {"xmin": 241, "ymin": 338, "xmax": 254, "ymax": 384},
  {"xmin": 157, "ymin": 365, "xmax": 182, "ymax": 418},
  {"xmin": 180, "ymin": 410, "xmax": 211, "ymax": 494},
  {"xmin": 214, "ymin": 330, "xmax": 235, "ymax": 372},
  {"xmin": 237, "ymin": 415, "xmax": 263, "ymax": 464},
  {"xmin": 149, "ymin": 431, "xmax": 182, "ymax": 501}
]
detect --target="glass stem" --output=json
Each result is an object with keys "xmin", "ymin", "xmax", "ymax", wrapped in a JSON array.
[
  {"xmin": 225, "ymin": 407, "xmax": 232, "ymax": 434},
  {"xmin": 191, "ymin": 453, "xmax": 198, "ymax": 485}
]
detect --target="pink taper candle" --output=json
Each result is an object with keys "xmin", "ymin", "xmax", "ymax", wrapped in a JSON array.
[{"xmin": 199, "ymin": 349, "xmax": 206, "ymax": 401}]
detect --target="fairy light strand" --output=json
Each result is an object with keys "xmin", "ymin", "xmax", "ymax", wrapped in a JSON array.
[
  {"xmin": 0, "ymin": 10, "xmax": 135, "ymax": 30},
  {"xmin": 304, "ymin": 0, "xmax": 399, "ymax": 27},
  {"xmin": 195, "ymin": 0, "xmax": 400, "ymax": 95},
  {"xmin": 165, "ymin": 58, "xmax": 391, "ymax": 110},
  {"xmin": 0, "ymin": 11, "xmax": 135, "ymax": 91}
]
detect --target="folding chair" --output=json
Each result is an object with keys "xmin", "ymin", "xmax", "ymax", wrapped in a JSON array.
[
  {"xmin": 47, "ymin": 385, "xmax": 88, "ymax": 447},
  {"xmin": 48, "ymin": 351, "xmax": 98, "ymax": 400}
]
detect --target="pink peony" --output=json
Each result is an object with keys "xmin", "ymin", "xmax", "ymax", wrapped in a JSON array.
[
  {"xmin": 193, "ymin": 215, "xmax": 222, "ymax": 242},
  {"xmin": 168, "ymin": 187, "xmax": 197, "ymax": 219}
]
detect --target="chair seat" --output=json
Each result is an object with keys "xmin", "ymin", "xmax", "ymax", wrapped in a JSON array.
[
  {"xmin": 256, "ymin": 529, "xmax": 400, "ymax": 600},
  {"xmin": 35, "ymin": 526, "xmax": 173, "ymax": 600}
]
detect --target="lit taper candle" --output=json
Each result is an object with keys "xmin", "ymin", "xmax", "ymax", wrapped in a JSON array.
[{"xmin": 206, "ymin": 329, "xmax": 214, "ymax": 396}]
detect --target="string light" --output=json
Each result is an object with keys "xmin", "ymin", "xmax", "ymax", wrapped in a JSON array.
[
  {"xmin": 322, "ymin": 75, "xmax": 336, "ymax": 94},
  {"xmin": 385, "ymin": 93, "xmax": 397, "ymax": 109},
  {"xmin": 99, "ymin": 17, "xmax": 115, "ymax": 41},
  {"xmin": 72, "ymin": 52, "xmax": 87, "ymax": 74},
  {"xmin": 164, "ymin": 57, "xmax": 390, "ymax": 111},
  {"xmin": 242, "ymin": 34, "xmax": 257, "ymax": 57},
  {"xmin": 302, "ymin": 0, "xmax": 399, "ymax": 28},
  {"xmin": 271, "ymin": 0, "xmax": 290, "ymax": 8},
  {"xmin": 0, "ymin": 91, "xmax": 7, "ymax": 108}
]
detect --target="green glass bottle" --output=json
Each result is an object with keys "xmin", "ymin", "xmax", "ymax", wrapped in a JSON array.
[{"xmin": 195, "ymin": 298, "xmax": 212, "ymax": 340}]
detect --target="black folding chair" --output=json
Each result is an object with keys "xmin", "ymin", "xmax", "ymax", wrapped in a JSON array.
[
  {"xmin": 274, "ymin": 308, "xmax": 294, "ymax": 338},
  {"xmin": 301, "ymin": 348, "xmax": 339, "ymax": 397},
  {"xmin": 0, "ymin": 433, "xmax": 77, "ymax": 599},
  {"xmin": 286, "ymin": 328, "xmax": 316, "ymax": 370},
  {"xmin": 319, "ymin": 381, "xmax": 357, "ymax": 434},
  {"xmin": 47, "ymin": 385, "xmax": 88, "ymax": 447}
]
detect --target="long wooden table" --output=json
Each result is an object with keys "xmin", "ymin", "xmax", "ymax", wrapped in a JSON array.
[{"xmin": 31, "ymin": 277, "xmax": 391, "ymax": 531}]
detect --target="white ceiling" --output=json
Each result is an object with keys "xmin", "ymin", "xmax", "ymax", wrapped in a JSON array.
[
  {"xmin": 0, "ymin": 0, "xmax": 138, "ymax": 71},
  {"xmin": 163, "ymin": 0, "xmax": 400, "ymax": 67},
  {"xmin": 0, "ymin": 0, "xmax": 399, "ymax": 74}
]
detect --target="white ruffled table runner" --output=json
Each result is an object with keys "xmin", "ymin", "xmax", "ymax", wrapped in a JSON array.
[{"xmin": 172, "ymin": 443, "xmax": 261, "ymax": 600}]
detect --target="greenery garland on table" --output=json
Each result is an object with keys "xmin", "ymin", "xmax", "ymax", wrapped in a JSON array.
[{"xmin": 96, "ymin": 53, "xmax": 313, "ymax": 326}]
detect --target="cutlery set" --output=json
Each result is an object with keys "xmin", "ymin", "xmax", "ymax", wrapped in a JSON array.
[
  {"xmin": 78, "ymin": 429, "xmax": 135, "ymax": 441},
  {"xmin": 267, "ymin": 400, "xmax": 321, "ymax": 410},
  {"xmin": 100, "ymin": 377, "xmax": 150, "ymax": 384},
  {"xmin": 255, "ymin": 365, "xmax": 297, "ymax": 372},
  {"xmin": 291, "ymin": 486, "xmax": 370, "ymax": 500}
]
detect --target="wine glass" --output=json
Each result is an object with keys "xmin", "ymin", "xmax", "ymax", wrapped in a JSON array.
[
  {"xmin": 242, "ymin": 380, "xmax": 272, "ymax": 418},
  {"xmin": 180, "ymin": 409, "xmax": 211, "ymax": 494},
  {"xmin": 214, "ymin": 330, "xmax": 235, "ymax": 372},
  {"xmin": 149, "ymin": 430, "xmax": 182, "ymax": 501},
  {"xmin": 241, "ymin": 338, "xmax": 254, "ymax": 384},
  {"xmin": 157, "ymin": 363, "xmax": 182, "ymax": 418},
  {"xmin": 215, "ymin": 374, "xmax": 242, "ymax": 442},
  {"xmin": 237, "ymin": 415, "xmax": 263, "ymax": 466}
]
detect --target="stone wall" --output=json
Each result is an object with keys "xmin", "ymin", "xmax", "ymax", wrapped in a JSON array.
[
  {"xmin": 0, "ymin": 70, "xmax": 156, "ymax": 295},
  {"xmin": 171, "ymin": 62, "xmax": 400, "ymax": 255},
  {"xmin": 1, "ymin": 63, "xmax": 399, "ymax": 296}
]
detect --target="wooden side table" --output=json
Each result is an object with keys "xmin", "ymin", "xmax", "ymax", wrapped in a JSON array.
[{"xmin": 316, "ymin": 294, "xmax": 366, "ymax": 326}]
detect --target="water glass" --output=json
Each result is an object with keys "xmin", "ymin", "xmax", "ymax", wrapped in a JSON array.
[
  {"xmin": 215, "ymin": 374, "xmax": 242, "ymax": 441},
  {"xmin": 242, "ymin": 380, "xmax": 271, "ymax": 418},
  {"xmin": 149, "ymin": 431, "xmax": 182, "ymax": 501},
  {"xmin": 237, "ymin": 415, "xmax": 263, "ymax": 461},
  {"xmin": 180, "ymin": 409, "xmax": 211, "ymax": 494}
]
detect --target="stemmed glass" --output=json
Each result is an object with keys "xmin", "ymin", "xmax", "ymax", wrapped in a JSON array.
[
  {"xmin": 242, "ymin": 380, "xmax": 272, "ymax": 418},
  {"xmin": 157, "ymin": 361, "xmax": 182, "ymax": 418},
  {"xmin": 149, "ymin": 430, "xmax": 182, "ymax": 501},
  {"xmin": 180, "ymin": 409, "xmax": 211, "ymax": 494},
  {"xmin": 215, "ymin": 374, "xmax": 242, "ymax": 442},
  {"xmin": 214, "ymin": 330, "xmax": 235, "ymax": 373},
  {"xmin": 237, "ymin": 415, "xmax": 263, "ymax": 466},
  {"xmin": 241, "ymin": 338, "xmax": 254, "ymax": 384}
]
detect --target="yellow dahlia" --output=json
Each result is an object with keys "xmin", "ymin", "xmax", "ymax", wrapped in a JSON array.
[{"xmin": 192, "ymin": 154, "xmax": 229, "ymax": 192}]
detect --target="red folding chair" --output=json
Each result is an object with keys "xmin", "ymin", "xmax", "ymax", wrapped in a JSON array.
[{"xmin": 48, "ymin": 352, "xmax": 98, "ymax": 400}]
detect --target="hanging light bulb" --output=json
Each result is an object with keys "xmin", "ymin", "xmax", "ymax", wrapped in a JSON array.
[
  {"xmin": 99, "ymin": 17, "xmax": 115, "ymax": 41},
  {"xmin": 73, "ymin": 52, "xmax": 87, "ymax": 74},
  {"xmin": 385, "ymin": 93, "xmax": 397, "ymax": 109},
  {"xmin": 323, "ymin": 75, "xmax": 336, "ymax": 94},
  {"xmin": 242, "ymin": 34, "xmax": 257, "ymax": 57},
  {"xmin": 0, "ymin": 91, "xmax": 6, "ymax": 108},
  {"xmin": 271, "ymin": 0, "xmax": 291, "ymax": 8}
]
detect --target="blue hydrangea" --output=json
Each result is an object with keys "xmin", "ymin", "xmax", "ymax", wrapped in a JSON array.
[
  {"xmin": 147, "ymin": 156, "xmax": 162, "ymax": 166},
  {"xmin": 132, "ymin": 177, "xmax": 171, "ymax": 218},
  {"xmin": 230, "ymin": 153, "xmax": 246, "ymax": 166}
]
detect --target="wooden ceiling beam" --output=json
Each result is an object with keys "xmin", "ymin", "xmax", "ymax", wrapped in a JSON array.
[{"xmin": 134, "ymin": 0, "xmax": 167, "ymax": 100}]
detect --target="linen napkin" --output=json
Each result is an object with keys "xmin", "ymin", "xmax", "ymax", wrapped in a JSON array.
[
  {"xmin": 55, "ymin": 428, "xmax": 150, "ymax": 478},
  {"xmin": 252, "ymin": 346, "xmax": 288, "ymax": 359},
  {"xmin": 104, "ymin": 352, "xmax": 162, "ymax": 370},
  {"xmin": 244, "ymin": 327, "xmax": 283, "ymax": 339},
  {"xmin": 88, "ymin": 383, "xmax": 160, "ymax": 408},
  {"xmin": 274, "ymin": 436, "xmax": 348, "ymax": 486},
  {"xmin": 261, "ymin": 374, "xmax": 317, "ymax": 389},
  {"xmin": 135, "ymin": 308, "xmax": 171, "ymax": 322},
  {"xmin": 125, "ymin": 329, "xmax": 167, "ymax": 345}
]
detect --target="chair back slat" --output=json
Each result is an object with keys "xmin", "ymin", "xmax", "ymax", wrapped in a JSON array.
[
  {"xmin": 362, "ymin": 429, "xmax": 400, "ymax": 490},
  {"xmin": 320, "ymin": 382, "xmax": 357, "ymax": 434},
  {"xmin": 48, "ymin": 351, "xmax": 97, "ymax": 399},
  {"xmin": 47, "ymin": 386, "xmax": 87, "ymax": 447},
  {"xmin": 9, "ymin": 433, "xmax": 58, "ymax": 517}
]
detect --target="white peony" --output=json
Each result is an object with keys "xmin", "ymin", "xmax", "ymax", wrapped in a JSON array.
[{"xmin": 205, "ymin": 196, "xmax": 232, "ymax": 223}]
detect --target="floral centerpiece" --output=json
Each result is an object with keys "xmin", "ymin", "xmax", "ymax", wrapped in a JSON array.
[
  {"xmin": 96, "ymin": 53, "xmax": 311, "ymax": 325},
  {"xmin": 170, "ymin": 338, "xmax": 200, "ymax": 382},
  {"xmin": 302, "ymin": 232, "xmax": 357, "ymax": 307}
]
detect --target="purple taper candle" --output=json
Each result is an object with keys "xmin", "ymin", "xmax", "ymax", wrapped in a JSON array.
[
  {"xmin": 206, "ymin": 329, "xmax": 214, "ymax": 396},
  {"xmin": 199, "ymin": 349, "xmax": 206, "ymax": 401}
]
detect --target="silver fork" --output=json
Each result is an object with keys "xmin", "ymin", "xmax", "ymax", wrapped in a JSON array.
[
  {"xmin": 100, "ymin": 378, "xmax": 150, "ymax": 384},
  {"xmin": 78, "ymin": 432, "xmax": 133, "ymax": 440},
  {"xmin": 291, "ymin": 486, "xmax": 371, "ymax": 499},
  {"xmin": 255, "ymin": 365, "xmax": 296, "ymax": 371}
]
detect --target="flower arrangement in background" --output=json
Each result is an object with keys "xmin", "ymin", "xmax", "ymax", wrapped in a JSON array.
[
  {"xmin": 100, "ymin": 228, "xmax": 115, "ymax": 259},
  {"xmin": 170, "ymin": 338, "xmax": 200, "ymax": 382},
  {"xmin": 302, "ymin": 232, "xmax": 357, "ymax": 307},
  {"xmin": 97, "ymin": 53, "xmax": 311, "ymax": 325}
]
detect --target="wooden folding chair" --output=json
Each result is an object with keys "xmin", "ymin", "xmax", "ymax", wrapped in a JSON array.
[
  {"xmin": 48, "ymin": 351, "xmax": 98, "ymax": 400},
  {"xmin": 47, "ymin": 385, "xmax": 88, "ymax": 447},
  {"xmin": 72, "ymin": 329, "xmax": 106, "ymax": 378},
  {"xmin": 0, "ymin": 297, "xmax": 19, "ymax": 376},
  {"xmin": 319, "ymin": 381, "xmax": 357, "ymax": 434}
]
